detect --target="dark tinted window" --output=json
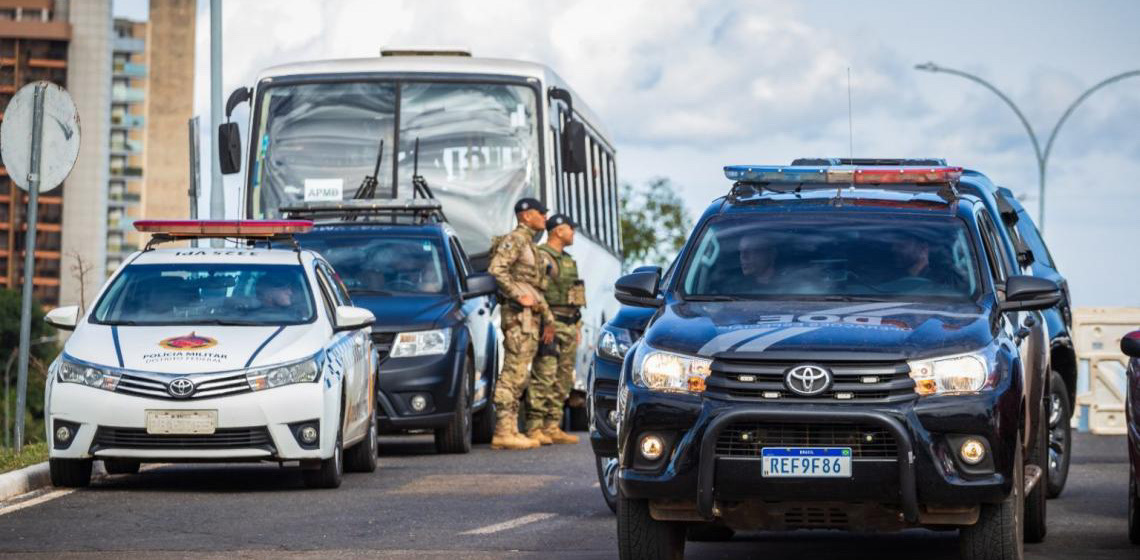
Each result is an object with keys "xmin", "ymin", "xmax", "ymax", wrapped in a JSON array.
[
  {"xmin": 1016, "ymin": 211, "xmax": 1055, "ymax": 268},
  {"xmin": 299, "ymin": 235, "xmax": 449, "ymax": 295}
]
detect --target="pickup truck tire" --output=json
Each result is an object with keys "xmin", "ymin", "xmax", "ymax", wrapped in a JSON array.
[
  {"xmin": 435, "ymin": 359, "xmax": 473, "ymax": 454},
  {"xmin": 617, "ymin": 495, "xmax": 685, "ymax": 560},
  {"xmin": 49, "ymin": 458, "xmax": 92, "ymax": 488},
  {"xmin": 960, "ymin": 435, "xmax": 1024, "ymax": 560},
  {"xmin": 1024, "ymin": 400, "xmax": 1048, "ymax": 543},
  {"xmin": 594, "ymin": 454, "xmax": 618, "ymax": 514},
  {"xmin": 1046, "ymin": 371, "xmax": 1071, "ymax": 499},
  {"xmin": 103, "ymin": 459, "xmax": 140, "ymax": 475},
  {"xmin": 473, "ymin": 350, "xmax": 497, "ymax": 445}
]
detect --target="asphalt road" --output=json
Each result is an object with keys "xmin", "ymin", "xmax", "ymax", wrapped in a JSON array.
[{"xmin": 0, "ymin": 432, "xmax": 1132, "ymax": 559}]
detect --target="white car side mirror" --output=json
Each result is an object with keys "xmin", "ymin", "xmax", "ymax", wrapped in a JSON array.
[
  {"xmin": 334, "ymin": 306, "xmax": 375, "ymax": 332},
  {"xmin": 45, "ymin": 305, "xmax": 80, "ymax": 331}
]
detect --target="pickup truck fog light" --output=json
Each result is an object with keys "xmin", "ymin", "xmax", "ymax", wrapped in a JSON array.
[
  {"xmin": 410, "ymin": 394, "xmax": 428, "ymax": 412},
  {"xmin": 639, "ymin": 434, "xmax": 665, "ymax": 461},
  {"xmin": 959, "ymin": 438, "xmax": 986, "ymax": 465},
  {"xmin": 299, "ymin": 426, "xmax": 319, "ymax": 445}
]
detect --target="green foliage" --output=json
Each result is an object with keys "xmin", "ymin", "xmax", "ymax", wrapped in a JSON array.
[
  {"xmin": 0, "ymin": 289, "xmax": 59, "ymax": 447},
  {"xmin": 620, "ymin": 177, "xmax": 693, "ymax": 270},
  {"xmin": 0, "ymin": 441, "xmax": 48, "ymax": 473}
]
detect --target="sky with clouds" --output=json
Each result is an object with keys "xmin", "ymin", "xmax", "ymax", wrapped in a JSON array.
[{"xmin": 116, "ymin": 0, "xmax": 1140, "ymax": 307}]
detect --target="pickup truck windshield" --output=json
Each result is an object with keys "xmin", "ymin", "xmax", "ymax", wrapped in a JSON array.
[
  {"xmin": 93, "ymin": 264, "xmax": 316, "ymax": 325},
  {"xmin": 298, "ymin": 235, "xmax": 449, "ymax": 296},
  {"xmin": 681, "ymin": 215, "xmax": 981, "ymax": 301}
]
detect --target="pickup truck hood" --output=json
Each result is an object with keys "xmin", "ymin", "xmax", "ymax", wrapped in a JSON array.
[{"xmin": 350, "ymin": 294, "xmax": 456, "ymax": 333}]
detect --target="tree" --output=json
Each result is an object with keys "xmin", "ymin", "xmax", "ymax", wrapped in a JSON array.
[
  {"xmin": 620, "ymin": 177, "xmax": 693, "ymax": 270},
  {"xmin": 0, "ymin": 289, "xmax": 58, "ymax": 446}
]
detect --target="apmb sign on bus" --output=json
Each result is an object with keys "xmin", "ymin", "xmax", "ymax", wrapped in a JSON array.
[{"xmin": 0, "ymin": 81, "xmax": 80, "ymax": 450}]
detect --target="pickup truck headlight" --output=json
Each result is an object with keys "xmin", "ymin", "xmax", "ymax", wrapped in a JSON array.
[
  {"xmin": 633, "ymin": 346, "xmax": 712, "ymax": 394},
  {"xmin": 390, "ymin": 328, "xmax": 451, "ymax": 358},
  {"xmin": 58, "ymin": 356, "xmax": 120, "ymax": 391},
  {"xmin": 597, "ymin": 326, "xmax": 633, "ymax": 362},
  {"xmin": 907, "ymin": 347, "xmax": 996, "ymax": 396},
  {"xmin": 246, "ymin": 356, "xmax": 320, "ymax": 391}
]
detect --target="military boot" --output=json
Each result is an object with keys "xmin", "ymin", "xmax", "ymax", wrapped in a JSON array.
[
  {"xmin": 491, "ymin": 420, "xmax": 539, "ymax": 450},
  {"xmin": 544, "ymin": 423, "xmax": 580, "ymax": 445},
  {"xmin": 525, "ymin": 427, "xmax": 553, "ymax": 445}
]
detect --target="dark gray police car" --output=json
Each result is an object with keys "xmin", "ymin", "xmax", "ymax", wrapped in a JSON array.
[
  {"xmin": 286, "ymin": 199, "xmax": 499, "ymax": 454},
  {"xmin": 612, "ymin": 164, "xmax": 1060, "ymax": 560}
]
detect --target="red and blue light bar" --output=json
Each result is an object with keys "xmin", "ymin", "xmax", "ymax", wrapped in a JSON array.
[
  {"xmin": 134, "ymin": 220, "xmax": 314, "ymax": 237},
  {"xmin": 725, "ymin": 165, "xmax": 963, "ymax": 184}
]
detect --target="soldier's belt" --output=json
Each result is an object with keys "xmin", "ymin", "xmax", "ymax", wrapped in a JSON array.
[{"xmin": 552, "ymin": 308, "xmax": 581, "ymax": 324}]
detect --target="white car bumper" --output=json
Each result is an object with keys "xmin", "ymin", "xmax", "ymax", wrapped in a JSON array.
[{"xmin": 47, "ymin": 380, "xmax": 338, "ymax": 462}]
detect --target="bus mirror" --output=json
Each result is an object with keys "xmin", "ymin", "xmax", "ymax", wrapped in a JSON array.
[
  {"xmin": 218, "ymin": 122, "xmax": 242, "ymax": 175},
  {"xmin": 562, "ymin": 120, "xmax": 587, "ymax": 174}
]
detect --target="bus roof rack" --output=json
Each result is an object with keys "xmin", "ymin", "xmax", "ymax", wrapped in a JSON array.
[{"xmin": 279, "ymin": 198, "xmax": 447, "ymax": 225}]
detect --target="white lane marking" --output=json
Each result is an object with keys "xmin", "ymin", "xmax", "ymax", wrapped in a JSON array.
[
  {"xmin": 0, "ymin": 489, "xmax": 74, "ymax": 517},
  {"xmin": 460, "ymin": 512, "xmax": 557, "ymax": 535}
]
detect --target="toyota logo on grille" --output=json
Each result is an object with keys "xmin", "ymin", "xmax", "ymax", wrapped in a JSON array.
[
  {"xmin": 784, "ymin": 365, "xmax": 832, "ymax": 396},
  {"xmin": 167, "ymin": 377, "xmax": 195, "ymax": 398}
]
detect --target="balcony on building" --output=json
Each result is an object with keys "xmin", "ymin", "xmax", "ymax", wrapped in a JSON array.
[
  {"xmin": 109, "ymin": 138, "xmax": 142, "ymax": 156},
  {"xmin": 109, "ymin": 166, "xmax": 144, "ymax": 180},
  {"xmin": 106, "ymin": 191, "xmax": 140, "ymax": 207},
  {"xmin": 112, "ymin": 36, "xmax": 144, "ymax": 54},
  {"xmin": 112, "ymin": 61, "xmax": 146, "ymax": 78},
  {"xmin": 111, "ymin": 86, "xmax": 145, "ymax": 103},
  {"xmin": 110, "ymin": 113, "xmax": 145, "ymax": 129}
]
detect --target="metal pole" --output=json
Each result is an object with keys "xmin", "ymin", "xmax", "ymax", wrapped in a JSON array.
[
  {"xmin": 14, "ymin": 83, "xmax": 46, "ymax": 451},
  {"xmin": 209, "ymin": 0, "xmax": 224, "ymax": 223},
  {"xmin": 188, "ymin": 116, "xmax": 201, "ymax": 247}
]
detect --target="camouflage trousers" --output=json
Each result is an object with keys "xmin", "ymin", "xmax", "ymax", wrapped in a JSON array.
[
  {"xmin": 526, "ymin": 318, "xmax": 578, "ymax": 432},
  {"xmin": 494, "ymin": 306, "xmax": 540, "ymax": 424}
]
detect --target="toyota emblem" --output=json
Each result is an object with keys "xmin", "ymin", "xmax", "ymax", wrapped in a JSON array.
[
  {"xmin": 167, "ymin": 377, "xmax": 195, "ymax": 398},
  {"xmin": 784, "ymin": 365, "xmax": 832, "ymax": 396}
]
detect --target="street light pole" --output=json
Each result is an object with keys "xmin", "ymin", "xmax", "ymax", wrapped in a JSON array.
[{"xmin": 915, "ymin": 62, "xmax": 1140, "ymax": 234}]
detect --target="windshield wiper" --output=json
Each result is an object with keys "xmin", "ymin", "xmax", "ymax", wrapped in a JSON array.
[
  {"xmin": 194, "ymin": 319, "xmax": 268, "ymax": 326},
  {"xmin": 349, "ymin": 289, "xmax": 393, "ymax": 296},
  {"xmin": 804, "ymin": 295, "xmax": 885, "ymax": 302},
  {"xmin": 683, "ymin": 295, "xmax": 743, "ymax": 302},
  {"xmin": 352, "ymin": 136, "xmax": 384, "ymax": 200}
]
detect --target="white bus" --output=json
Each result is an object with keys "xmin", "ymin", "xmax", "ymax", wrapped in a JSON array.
[{"xmin": 220, "ymin": 49, "xmax": 623, "ymax": 414}]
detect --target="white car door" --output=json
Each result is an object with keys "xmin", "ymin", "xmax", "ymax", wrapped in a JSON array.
[{"xmin": 315, "ymin": 262, "xmax": 369, "ymax": 442}]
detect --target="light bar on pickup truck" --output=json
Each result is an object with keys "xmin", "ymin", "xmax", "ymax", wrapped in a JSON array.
[
  {"xmin": 724, "ymin": 165, "xmax": 963, "ymax": 184},
  {"xmin": 134, "ymin": 220, "xmax": 314, "ymax": 237}
]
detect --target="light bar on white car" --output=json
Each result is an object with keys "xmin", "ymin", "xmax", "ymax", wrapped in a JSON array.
[{"xmin": 134, "ymin": 219, "xmax": 314, "ymax": 237}]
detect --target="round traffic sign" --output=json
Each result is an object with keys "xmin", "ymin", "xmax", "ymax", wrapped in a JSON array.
[{"xmin": 0, "ymin": 81, "xmax": 81, "ymax": 193}]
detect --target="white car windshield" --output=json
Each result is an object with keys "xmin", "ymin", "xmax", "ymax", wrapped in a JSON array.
[{"xmin": 92, "ymin": 264, "xmax": 316, "ymax": 326}]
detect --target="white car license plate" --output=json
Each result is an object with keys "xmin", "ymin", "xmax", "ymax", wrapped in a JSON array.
[
  {"xmin": 145, "ymin": 410, "xmax": 217, "ymax": 435},
  {"xmin": 761, "ymin": 447, "xmax": 852, "ymax": 478}
]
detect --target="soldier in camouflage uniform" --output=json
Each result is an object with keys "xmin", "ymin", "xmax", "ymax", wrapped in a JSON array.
[
  {"xmin": 487, "ymin": 197, "xmax": 556, "ymax": 451},
  {"xmin": 526, "ymin": 214, "xmax": 585, "ymax": 445}
]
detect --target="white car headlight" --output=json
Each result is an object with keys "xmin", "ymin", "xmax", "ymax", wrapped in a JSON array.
[
  {"xmin": 390, "ymin": 328, "xmax": 451, "ymax": 358},
  {"xmin": 58, "ymin": 356, "xmax": 120, "ymax": 391},
  {"xmin": 246, "ymin": 356, "xmax": 320, "ymax": 391},
  {"xmin": 907, "ymin": 348, "xmax": 995, "ymax": 396},
  {"xmin": 633, "ymin": 347, "xmax": 712, "ymax": 394},
  {"xmin": 598, "ymin": 326, "xmax": 634, "ymax": 362}
]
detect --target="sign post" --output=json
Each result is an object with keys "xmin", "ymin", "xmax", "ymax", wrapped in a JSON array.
[{"xmin": 0, "ymin": 81, "xmax": 81, "ymax": 450}]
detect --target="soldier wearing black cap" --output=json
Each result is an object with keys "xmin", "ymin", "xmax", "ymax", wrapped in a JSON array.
[
  {"xmin": 486, "ymin": 197, "xmax": 555, "ymax": 450},
  {"xmin": 526, "ymin": 213, "xmax": 584, "ymax": 445}
]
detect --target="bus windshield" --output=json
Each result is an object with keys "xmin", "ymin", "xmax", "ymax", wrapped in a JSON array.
[{"xmin": 250, "ymin": 80, "xmax": 541, "ymax": 255}]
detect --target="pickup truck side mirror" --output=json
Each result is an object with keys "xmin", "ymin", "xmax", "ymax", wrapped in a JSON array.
[
  {"xmin": 463, "ymin": 273, "xmax": 497, "ymax": 299},
  {"xmin": 615, "ymin": 270, "xmax": 662, "ymax": 308},
  {"xmin": 1122, "ymin": 331, "xmax": 1140, "ymax": 358},
  {"xmin": 45, "ymin": 305, "xmax": 80, "ymax": 331},
  {"xmin": 999, "ymin": 275, "xmax": 1062, "ymax": 312}
]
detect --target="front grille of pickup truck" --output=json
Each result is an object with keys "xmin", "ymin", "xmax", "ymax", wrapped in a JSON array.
[
  {"xmin": 715, "ymin": 422, "xmax": 899, "ymax": 458},
  {"xmin": 372, "ymin": 332, "xmax": 396, "ymax": 360},
  {"xmin": 90, "ymin": 427, "xmax": 274, "ymax": 452},
  {"xmin": 705, "ymin": 359, "xmax": 915, "ymax": 403}
]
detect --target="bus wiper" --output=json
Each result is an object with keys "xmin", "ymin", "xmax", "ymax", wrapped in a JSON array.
[
  {"xmin": 352, "ymin": 137, "xmax": 384, "ymax": 200},
  {"xmin": 410, "ymin": 137, "xmax": 436, "ymax": 200}
]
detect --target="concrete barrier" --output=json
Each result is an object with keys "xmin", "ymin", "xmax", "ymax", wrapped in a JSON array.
[{"xmin": 1072, "ymin": 307, "xmax": 1140, "ymax": 435}]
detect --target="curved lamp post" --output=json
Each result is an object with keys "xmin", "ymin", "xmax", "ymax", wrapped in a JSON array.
[{"xmin": 915, "ymin": 62, "xmax": 1140, "ymax": 233}]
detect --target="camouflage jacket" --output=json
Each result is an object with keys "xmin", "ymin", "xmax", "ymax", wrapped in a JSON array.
[{"xmin": 489, "ymin": 224, "xmax": 554, "ymax": 324}]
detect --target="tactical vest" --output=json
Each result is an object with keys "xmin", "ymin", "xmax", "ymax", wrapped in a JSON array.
[{"xmin": 539, "ymin": 245, "xmax": 586, "ymax": 308}]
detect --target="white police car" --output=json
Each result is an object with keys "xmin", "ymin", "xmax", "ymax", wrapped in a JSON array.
[{"xmin": 43, "ymin": 220, "xmax": 378, "ymax": 489}]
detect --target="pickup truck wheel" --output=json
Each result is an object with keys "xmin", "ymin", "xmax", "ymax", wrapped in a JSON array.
[
  {"xmin": 49, "ymin": 458, "xmax": 92, "ymax": 488},
  {"xmin": 473, "ymin": 350, "xmax": 497, "ymax": 445},
  {"xmin": 302, "ymin": 425, "xmax": 343, "ymax": 489},
  {"xmin": 594, "ymin": 454, "xmax": 618, "ymax": 514},
  {"xmin": 435, "ymin": 358, "xmax": 473, "ymax": 454},
  {"xmin": 1130, "ymin": 473, "xmax": 1140, "ymax": 545},
  {"xmin": 1046, "ymin": 371, "xmax": 1072, "ymax": 498},
  {"xmin": 960, "ymin": 435, "xmax": 1024, "ymax": 560},
  {"xmin": 617, "ymin": 495, "xmax": 685, "ymax": 560},
  {"xmin": 344, "ymin": 411, "xmax": 378, "ymax": 473},
  {"xmin": 103, "ymin": 459, "xmax": 140, "ymax": 475},
  {"xmin": 1024, "ymin": 400, "xmax": 1048, "ymax": 543}
]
